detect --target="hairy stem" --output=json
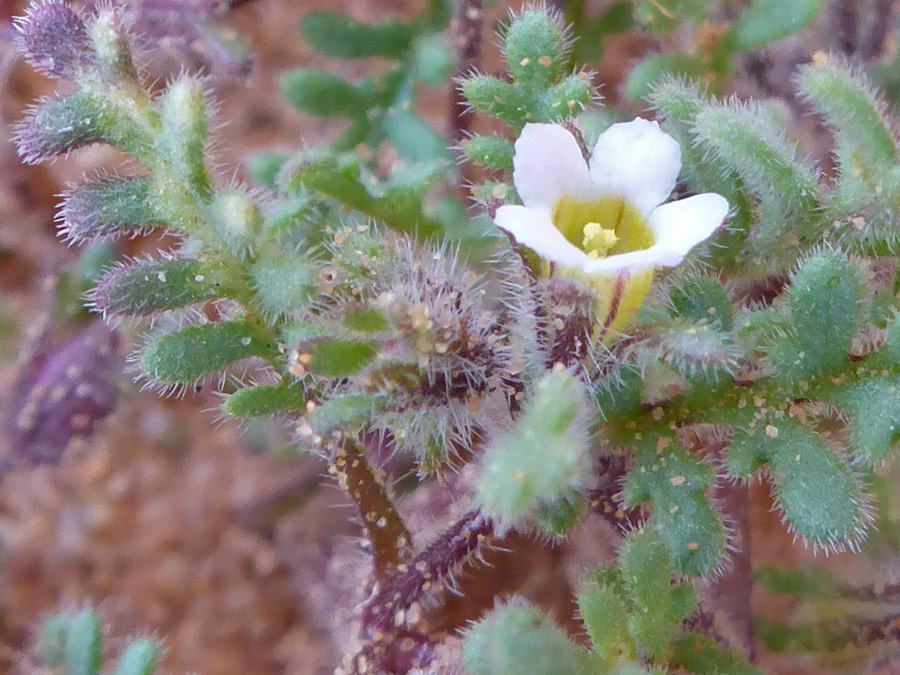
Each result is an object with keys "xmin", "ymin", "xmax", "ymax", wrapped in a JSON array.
[{"xmin": 334, "ymin": 435, "xmax": 413, "ymax": 582}]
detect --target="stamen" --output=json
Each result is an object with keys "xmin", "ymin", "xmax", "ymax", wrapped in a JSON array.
[{"xmin": 582, "ymin": 222, "xmax": 619, "ymax": 259}]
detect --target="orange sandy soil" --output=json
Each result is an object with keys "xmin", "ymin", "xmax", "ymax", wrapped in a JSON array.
[{"xmin": 0, "ymin": 0, "xmax": 899, "ymax": 673}]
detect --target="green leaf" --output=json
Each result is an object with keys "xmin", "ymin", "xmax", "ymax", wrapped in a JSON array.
[
  {"xmin": 726, "ymin": 0, "xmax": 824, "ymax": 51},
  {"xmin": 250, "ymin": 253, "xmax": 318, "ymax": 316},
  {"xmin": 829, "ymin": 377, "xmax": 900, "ymax": 464},
  {"xmin": 668, "ymin": 275, "xmax": 733, "ymax": 331},
  {"xmin": 768, "ymin": 420, "xmax": 869, "ymax": 549},
  {"xmin": 694, "ymin": 102, "xmax": 820, "ymax": 214},
  {"xmin": 15, "ymin": 90, "xmax": 148, "ymax": 164},
  {"xmin": 504, "ymin": 9, "xmax": 569, "ymax": 88},
  {"xmin": 59, "ymin": 176, "xmax": 172, "ymax": 243},
  {"xmin": 248, "ymin": 152, "xmax": 287, "ymax": 190},
  {"xmin": 307, "ymin": 339, "xmax": 377, "ymax": 378},
  {"xmin": 620, "ymin": 530, "xmax": 698, "ymax": 657},
  {"xmin": 576, "ymin": 572, "xmax": 635, "ymax": 662},
  {"xmin": 40, "ymin": 614, "xmax": 71, "ymax": 667},
  {"xmin": 475, "ymin": 371, "xmax": 590, "ymax": 530},
  {"xmin": 460, "ymin": 74, "xmax": 529, "ymax": 129},
  {"xmin": 535, "ymin": 494, "xmax": 582, "ymax": 537},
  {"xmin": 462, "ymin": 135, "xmax": 514, "ymax": 171},
  {"xmin": 289, "ymin": 153, "xmax": 442, "ymax": 237},
  {"xmin": 625, "ymin": 52, "xmax": 706, "ymax": 101},
  {"xmin": 382, "ymin": 110, "xmax": 449, "ymax": 161},
  {"xmin": 344, "ymin": 308, "xmax": 389, "ymax": 333},
  {"xmin": 281, "ymin": 69, "xmax": 369, "ymax": 118},
  {"xmin": 65, "ymin": 608, "xmax": 102, "ymax": 675},
  {"xmin": 669, "ymin": 634, "xmax": 762, "ymax": 674},
  {"xmin": 462, "ymin": 599, "xmax": 592, "ymax": 675},
  {"xmin": 140, "ymin": 321, "xmax": 278, "ymax": 385},
  {"xmin": 158, "ymin": 76, "xmax": 212, "ymax": 197},
  {"xmin": 113, "ymin": 639, "xmax": 160, "ymax": 675},
  {"xmin": 91, "ymin": 258, "xmax": 229, "ymax": 317},
  {"xmin": 623, "ymin": 436, "xmax": 726, "ymax": 575},
  {"xmin": 798, "ymin": 58, "xmax": 899, "ymax": 169},
  {"xmin": 301, "ymin": 12, "xmax": 412, "ymax": 60},
  {"xmin": 307, "ymin": 394, "xmax": 382, "ymax": 434},
  {"xmin": 784, "ymin": 251, "xmax": 860, "ymax": 376},
  {"xmin": 222, "ymin": 383, "xmax": 307, "ymax": 417}
]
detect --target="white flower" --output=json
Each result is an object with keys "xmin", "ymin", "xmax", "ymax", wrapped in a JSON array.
[
  {"xmin": 493, "ymin": 118, "xmax": 729, "ymax": 338},
  {"xmin": 494, "ymin": 118, "xmax": 729, "ymax": 275}
]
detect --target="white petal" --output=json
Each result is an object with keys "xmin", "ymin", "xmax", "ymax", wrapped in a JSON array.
[
  {"xmin": 588, "ymin": 118, "xmax": 682, "ymax": 217},
  {"xmin": 582, "ymin": 246, "xmax": 682, "ymax": 274},
  {"xmin": 513, "ymin": 124, "xmax": 592, "ymax": 210},
  {"xmin": 494, "ymin": 204, "xmax": 590, "ymax": 268},
  {"xmin": 649, "ymin": 193, "xmax": 729, "ymax": 257}
]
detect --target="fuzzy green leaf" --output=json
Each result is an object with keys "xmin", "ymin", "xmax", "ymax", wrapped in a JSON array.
[
  {"xmin": 113, "ymin": 639, "xmax": 160, "ymax": 675},
  {"xmin": 306, "ymin": 339, "xmax": 377, "ymax": 378},
  {"xmin": 504, "ymin": 9, "xmax": 569, "ymax": 87},
  {"xmin": 65, "ymin": 608, "xmax": 102, "ymax": 675},
  {"xmin": 624, "ymin": 437, "xmax": 726, "ymax": 575},
  {"xmin": 621, "ymin": 530, "xmax": 698, "ymax": 657},
  {"xmin": 462, "ymin": 599, "xmax": 592, "ymax": 675},
  {"xmin": 140, "ymin": 321, "xmax": 277, "ymax": 385},
  {"xmin": 15, "ymin": 91, "xmax": 147, "ymax": 164},
  {"xmin": 462, "ymin": 135, "xmax": 515, "ymax": 171},
  {"xmin": 461, "ymin": 75, "xmax": 529, "ymax": 129},
  {"xmin": 289, "ymin": 154, "xmax": 442, "ymax": 236},
  {"xmin": 576, "ymin": 573, "xmax": 634, "ymax": 662},
  {"xmin": 798, "ymin": 59, "xmax": 899, "ymax": 169},
  {"xmin": 829, "ymin": 378, "xmax": 900, "ymax": 463},
  {"xmin": 344, "ymin": 308, "xmax": 389, "ymax": 333},
  {"xmin": 307, "ymin": 394, "xmax": 382, "ymax": 434},
  {"xmin": 208, "ymin": 190, "xmax": 262, "ymax": 258},
  {"xmin": 668, "ymin": 275, "xmax": 733, "ymax": 331},
  {"xmin": 158, "ymin": 76, "xmax": 212, "ymax": 197},
  {"xmin": 669, "ymin": 634, "xmax": 762, "ymax": 674},
  {"xmin": 694, "ymin": 102, "xmax": 819, "ymax": 214},
  {"xmin": 784, "ymin": 251, "xmax": 860, "ymax": 376},
  {"xmin": 59, "ymin": 176, "xmax": 171, "ymax": 243},
  {"xmin": 91, "ymin": 258, "xmax": 228, "ymax": 317},
  {"xmin": 475, "ymin": 371, "xmax": 590, "ymax": 530},
  {"xmin": 768, "ymin": 420, "xmax": 868, "ymax": 548},
  {"xmin": 250, "ymin": 253, "xmax": 319, "ymax": 316},
  {"xmin": 222, "ymin": 383, "xmax": 307, "ymax": 417}
]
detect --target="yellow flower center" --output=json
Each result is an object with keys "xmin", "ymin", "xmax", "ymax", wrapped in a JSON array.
[
  {"xmin": 552, "ymin": 196, "xmax": 654, "ymax": 259},
  {"xmin": 582, "ymin": 222, "xmax": 619, "ymax": 259},
  {"xmin": 550, "ymin": 195, "xmax": 657, "ymax": 343}
]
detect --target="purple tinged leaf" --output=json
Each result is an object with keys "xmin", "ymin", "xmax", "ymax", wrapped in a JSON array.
[
  {"xmin": 15, "ymin": 0, "xmax": 95, "ymax": 80},
  {"xmin": 4, "ymin": 323, "xmax": 122, "ymax": 476}
]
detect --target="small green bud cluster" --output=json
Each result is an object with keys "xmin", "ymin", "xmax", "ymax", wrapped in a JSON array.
[{"xmin": 459, "ymin": 6, "xmax": 598, "ymax": 210}]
